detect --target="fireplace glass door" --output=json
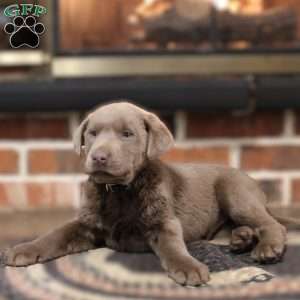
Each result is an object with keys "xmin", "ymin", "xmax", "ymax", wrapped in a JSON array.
[{"xmin": 56, "ymin": 0, "xmax": 300, "ymax": 53}]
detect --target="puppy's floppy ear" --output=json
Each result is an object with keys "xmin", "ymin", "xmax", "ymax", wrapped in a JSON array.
[
  {"xmin": 73, "ymin": 116, "xmax": 89, "ymax": 156},
  {"xmin": 144, "ymin": 112, "xmax": 174, "ymax": 159}
]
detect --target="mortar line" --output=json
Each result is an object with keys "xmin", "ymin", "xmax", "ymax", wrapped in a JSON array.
[
  {"xmin": 283, "ymin": 109, "xmax": 296, "ymax": 137},
  {"xmin": 174, "ymin": 111, "xmax": 187, "ymax": 141}
]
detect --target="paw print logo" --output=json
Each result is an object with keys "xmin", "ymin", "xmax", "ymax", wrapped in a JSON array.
[{"xmin": 4, "ymin": 16, "xmax": 45, "ymax": 48}]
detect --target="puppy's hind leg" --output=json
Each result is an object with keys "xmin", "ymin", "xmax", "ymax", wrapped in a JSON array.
[
  {"xmin": 230, "ymin": 226, "xmax": 257, "ymax": 253},
  {"xmin": 216, "ymin": 172, "xmax": 287, "ymax": 264}
]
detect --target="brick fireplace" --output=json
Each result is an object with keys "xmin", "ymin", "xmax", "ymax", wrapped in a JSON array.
[
  {"xmin": 1, "ymin": 0, "xmax": 300, "ymax": 213},
  {"xmin": 1, "ymin": 108, "xmax": 300, "ymax": 211}
]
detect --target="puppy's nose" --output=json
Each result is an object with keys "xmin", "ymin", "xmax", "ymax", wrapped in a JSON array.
[{"xmin": 92, "ymin": 152, "xmax": 108, "ymax": 165}]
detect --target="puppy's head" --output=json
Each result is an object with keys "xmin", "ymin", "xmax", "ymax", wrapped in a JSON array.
[{"xmin": 73, "ymin": 102, "xmax": 174, "ymax": 184}]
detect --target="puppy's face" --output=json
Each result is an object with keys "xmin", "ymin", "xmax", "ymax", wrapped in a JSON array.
[{"xmin": 73, "ymin": 102, "xmax": 174, "ymax": 184}]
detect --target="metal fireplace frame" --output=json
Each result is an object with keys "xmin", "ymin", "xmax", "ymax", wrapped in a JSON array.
[
  {"xmin": 51, "ymin": 0, "xmax": 300, "ymax": 78},
  {"xmin": 2, "ymin": 1, "xmax": 300, "ymax": 76}
]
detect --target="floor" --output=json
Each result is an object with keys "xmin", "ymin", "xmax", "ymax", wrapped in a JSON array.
[{"xmin": 0, "ymin": 210, "xmax": 75, "ymax": 247}]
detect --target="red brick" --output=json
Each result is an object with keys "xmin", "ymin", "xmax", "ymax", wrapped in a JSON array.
[
  {"xmin": 26, "ymin": 182, "xmax": 77, "ymax": 208},
  {"xmin": 0, "ymin": 181, "xmax": 78, "ymax": 209},
  {"xmin": 0, "ymin": 116, "xmax": 69, "ymax": 139},
  {"xmin": 0, "ymin": 149, "xmax": 18, "ymax": 174},
  {"xmin": 241, "ymin": 146, "xmax": 300, "ymax": 170},
  {"xmin": 0, "ymin": 182, "xmax": 24, "ymax": 209},
  {"xmin": 157, "ymin": 111, "xmax": 175, "ymax": 134},
  {"xmin": 162, "ymin": 147, "xmax": 229, "ymax": 164},
  {"xmin": 291, "ymin": 179, "xmax": 300, "ymax": 204},
  {"xmin": 0, "ymin": 184, "xmax": 9, "ymax": 206},
  {"xmin": 258, "ymin": 179, "xmax": 282, "ymax": 204},
  {"xmin": 28, "ymin": 149, "xmax": 82, "ymax": 174},
  {"xmin": 186, "ymin": 111, "xmax": 283, "ymax": 138}
]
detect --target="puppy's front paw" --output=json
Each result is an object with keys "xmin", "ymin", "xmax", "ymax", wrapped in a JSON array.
[
  {"xmin": 165, "ymin": 256, "xmax": 210, "ymax": 286},
  {"xmin": 3, "ymin": 242, "xmax": 43, "ymax": 267}
]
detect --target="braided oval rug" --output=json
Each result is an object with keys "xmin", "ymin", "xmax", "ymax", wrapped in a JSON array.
[{"xmin": 1, "ymin": 235, "xmax": 300, "ymax": 300}]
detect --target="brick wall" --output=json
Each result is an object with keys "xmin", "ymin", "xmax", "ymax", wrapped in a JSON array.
[{"xmin": 1, "ymin": 108, "xmax": 300, "ymax": 211}]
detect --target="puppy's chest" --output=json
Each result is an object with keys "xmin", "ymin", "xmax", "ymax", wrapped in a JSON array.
[{"xmin": 99, "ymin": 191, "xmax": 151, "ymax": 252}]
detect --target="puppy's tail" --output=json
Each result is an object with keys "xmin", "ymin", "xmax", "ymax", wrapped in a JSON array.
[{"xmin": 267, "ymin": 206, "xmax": 300, "ymax": 230}]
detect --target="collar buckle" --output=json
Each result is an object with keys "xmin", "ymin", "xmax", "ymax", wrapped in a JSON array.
[{"xmin": 105, "ymin": 184, "xmax": 130, "ymax": 193}]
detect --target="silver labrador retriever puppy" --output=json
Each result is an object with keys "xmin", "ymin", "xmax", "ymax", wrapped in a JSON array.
[{"xmin": 3, "ymin": 102, "xmax": 293, "ymax": 286}]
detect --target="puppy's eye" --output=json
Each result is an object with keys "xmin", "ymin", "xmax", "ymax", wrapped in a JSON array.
[
  {"xmin": 89, "ymin": 130, "xmax": 97, "ymax": 137},
  {"xmin": 122, "ymin": 130, "xmax": 133, "ymax": 138}
]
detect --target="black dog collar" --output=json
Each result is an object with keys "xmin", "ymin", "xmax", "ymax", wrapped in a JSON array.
[
  {"xmin": 100, "ymin": 183, "xmax": 131, "ymax": 210},
  {"xmin": 105, "ymin": 184, "xmax": 130, "ymax": 193}
]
